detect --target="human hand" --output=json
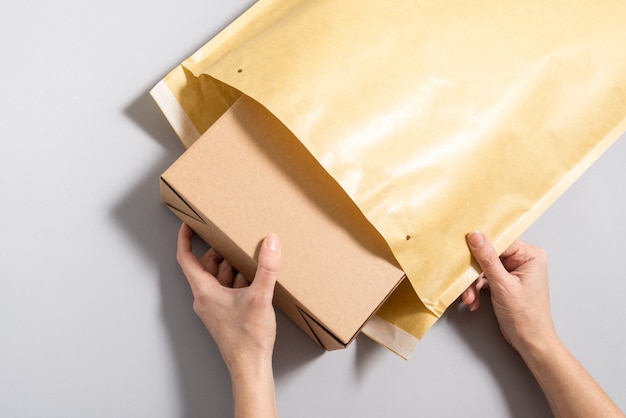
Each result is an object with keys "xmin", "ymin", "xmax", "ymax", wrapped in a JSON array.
[
  {"xmin": 176, "ymin": 223, "xmax": 281, "ymax": 376},
  {"xmin": 463, "ymin": 232, "xmax": 625, "ymax": 417},
  {"xmin": 461, "ymin": 231, "xmax": 557, "ymax": 354}
]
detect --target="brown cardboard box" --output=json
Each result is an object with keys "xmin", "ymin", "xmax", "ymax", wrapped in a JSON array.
[{"xmin": 161, "ymin": 95, "xmax": 406, "ymax": 350}]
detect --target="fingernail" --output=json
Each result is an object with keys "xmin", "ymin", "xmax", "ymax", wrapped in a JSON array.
[
  {"xmin": 265, "ymin": 234, "xmax": 280, "ymax": 251},
  {"xmin": 468, "ymin": 231, "xmax": 484, "ymax": 249}
]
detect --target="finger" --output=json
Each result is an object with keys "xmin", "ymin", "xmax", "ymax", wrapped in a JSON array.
[
  {"xmin": 216, "ymin": 259, "xmax": 235, "ymax": 287},
  {"xmin": 200, "ymin": 248, "xmax": 223, "ymax": 277},
  {"xmin": 500, "ymin": 239, "xmax": 547, "ymax": 274},
  {"xmin": 251, "ymin": 234, "xmax": 281, "ymax": 298},
  {"xmin": 461, "ymin": 284, "xmax": 477, "ymax": 308},
  {"xmin": 176, "ymin": 223, "xmax": 194, "ymax": 258},
  {"xmin": 499, "ymin": 239, "xmax": 531, "ymax": 272},
  {"xmin": 176, "ymin": 224, "xmax": 214, "ymax": 290},
  {"xmin": 467, "ymin": 231, "xmax": 510, "ymax": 284},
  {"xmin": 461, "ymin": 274, "xmax": 489, "ymax": 311},
  {"xmin": 475, "ymin": 274, "xmax": 489, "ymax": 291},
  {"xmin": 232, "ymin": 273, "xmax": 250, "ymax": 289}
]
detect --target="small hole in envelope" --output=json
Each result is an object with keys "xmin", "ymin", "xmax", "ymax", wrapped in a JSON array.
[
  {"xmin": 237, "ymin": 68, "xmax": 243, "ymax": 73},
  {"xmin": 406, "ymin": 235, "xmax": 411, "ymax": 241}
]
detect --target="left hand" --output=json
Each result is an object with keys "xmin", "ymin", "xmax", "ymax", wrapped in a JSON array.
[{"xmin": 176, "ymin": 223, "xmax": 281, "ymax": 376}]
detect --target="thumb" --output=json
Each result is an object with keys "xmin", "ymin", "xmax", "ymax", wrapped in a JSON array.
[
  {"xmin": 467, "ymin": 231, "xmax": 509, "ymax": 283},
  {"xmin": 252, "ymin": 234, "xmax": 281, "ymax": 295}
]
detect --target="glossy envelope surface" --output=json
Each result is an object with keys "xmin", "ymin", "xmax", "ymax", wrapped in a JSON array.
[{"xmin": 152, "ymin": 0, "xmax": 626, "ymax": 356}]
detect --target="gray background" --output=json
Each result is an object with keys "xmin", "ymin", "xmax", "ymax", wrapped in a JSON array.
[{"xmin": 1, "ymin": 1, "xmax": 624, "ymax": 417}]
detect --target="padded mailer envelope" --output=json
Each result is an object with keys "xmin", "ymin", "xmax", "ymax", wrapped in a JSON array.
[{"xmin": 151, "ymin": 0, "xmax": 626, "ymax": 358}]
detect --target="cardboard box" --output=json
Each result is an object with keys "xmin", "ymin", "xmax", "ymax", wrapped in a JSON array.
[{"xmin": 161, "ymin": 95, "xmax": 406, "ymax": 350}]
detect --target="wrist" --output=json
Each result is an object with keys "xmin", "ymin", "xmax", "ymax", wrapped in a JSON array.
[
  {"xmin": 229, "ymin": 354, "xmax": 278, "ymax": 418},
  {"xmin": 514, "ymin": 327, "xmax": 561, "ymax": 365},
  {"xmin": 228, "ymin": 353, "xmax": 274, "ymax": 384}
]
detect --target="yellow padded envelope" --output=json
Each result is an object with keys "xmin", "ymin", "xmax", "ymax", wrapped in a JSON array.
[{"xmin": 152, "ymin": 0, "xmax": 626, "ymax": 358}]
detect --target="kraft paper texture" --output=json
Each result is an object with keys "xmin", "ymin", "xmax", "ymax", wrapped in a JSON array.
[{"xmin": 152, "ymin": 0, "xmax": 626, "ymax": 358}]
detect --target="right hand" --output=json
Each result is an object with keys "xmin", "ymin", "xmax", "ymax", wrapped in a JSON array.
[{"xmin": 462, "ymin": 231, "xmax": 557, "ymax": 353}]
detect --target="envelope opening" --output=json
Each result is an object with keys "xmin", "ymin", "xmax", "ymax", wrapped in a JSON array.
[{"xmin": 159, "ymin": 95, "xmax": 406, "ymax": 352}]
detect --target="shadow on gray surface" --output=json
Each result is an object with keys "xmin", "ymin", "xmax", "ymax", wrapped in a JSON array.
[
  {"xmin": 117, "ymin": 91, "xmax": 321, "ymax": 417},
  {"xmin": 354, "ymin": 332, "xmax": 389, "ymax": 382},
  {"xmin": 446, "ymin": 297, "xmax": 553, "ymax": 418}
]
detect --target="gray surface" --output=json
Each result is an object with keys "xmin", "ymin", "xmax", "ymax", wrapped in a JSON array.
[{"xmin": 1, "ymin": 1, "xmax": 624, "ymax": 417}]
